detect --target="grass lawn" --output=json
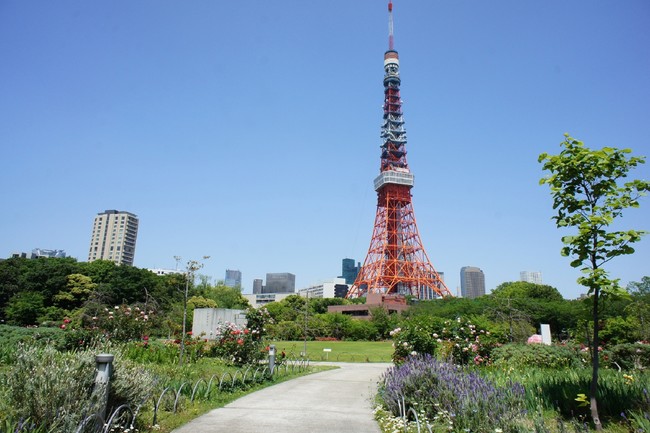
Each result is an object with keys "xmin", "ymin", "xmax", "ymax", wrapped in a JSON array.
[{"xmin": 270, "ymin": 340, "xmax": 394, "ymax": 362}]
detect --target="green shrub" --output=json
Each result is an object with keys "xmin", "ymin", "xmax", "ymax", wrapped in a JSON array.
[
  {"xmin": 492, "ymin": 343, "xmax": 582, "ymax": 369},
  {"xmin": 605, "ymin": 343, "xmax": 650, "ymax": 370},
  {"xmin": 89, "ymin": 304, "xmax": 157, "ymax": 342},
  {"xmin": 0, "ymin": 324, "xmax": 62, "ymax": 363},
  {"xmin": 268, "ymin": 320, "xmax": 303, "ymax": 340},
  {"xmin": 0, "ymin": 343, "xmax": 156, "ymax": 432},
  {"xmin": 390, "ymin": 316, "xmax": 505, "ymax": 365},
  {"xmin": 122, "ymin": 339, "xmax": 181, "ymax": 364},
  {"xmin": 600, "ymin": 316, "xmax": 642, "ymax": 345},
  {"xmin": 347, "ymin": 319, "xmax": 379, "ymax": 341},
  {"xmin": 210, "ymin": 322, "xmax": 265, "ymax": 366},
  {"xmin": 389, "ymin": 316, "xmax": 443, "ymax": 363},
  {"xmin": 1, "ymin": 344, "xmax": 98, "ymax": 431}
]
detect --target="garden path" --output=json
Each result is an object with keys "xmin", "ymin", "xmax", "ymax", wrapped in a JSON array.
[{"xmin": 171, "ymin": 362, "xmax": 391, "ymax": 433}]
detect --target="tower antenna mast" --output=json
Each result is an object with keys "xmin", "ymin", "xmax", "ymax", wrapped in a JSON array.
[{"xmin": 388, "ymin": 1, "xmax": 394, "ymax": 50}]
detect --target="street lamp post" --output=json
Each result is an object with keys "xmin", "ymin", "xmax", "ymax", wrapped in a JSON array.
[{"xmin": 178, "ymin": 256, "xmax": 210, "ymax": 367}]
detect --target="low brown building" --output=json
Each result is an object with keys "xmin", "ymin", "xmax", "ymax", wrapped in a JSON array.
[{"xmin": 327, "ymin": 293, "xmax": 409, "ymax": 319}]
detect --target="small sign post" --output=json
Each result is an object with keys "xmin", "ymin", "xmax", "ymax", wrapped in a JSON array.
[
  {"xmin": 323, "ymin": 348, "xmax": 332, "ymax": 360},
  {"xmin": 269, "ymin": 345, "xmax": 276, "ymax": 374}
]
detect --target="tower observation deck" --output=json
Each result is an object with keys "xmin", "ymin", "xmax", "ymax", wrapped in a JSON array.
[{"xmin": 346, "ymin": 1, "xmax": 451, "ymax": 300}]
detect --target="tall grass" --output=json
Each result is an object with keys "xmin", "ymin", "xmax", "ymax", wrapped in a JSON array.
[{"xmin": 483, "ymin": 366, "xmax": 650, "ymax": 421}]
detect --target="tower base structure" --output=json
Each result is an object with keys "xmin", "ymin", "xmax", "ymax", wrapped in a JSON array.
[{"xmin": 346, "ymin": 183, "xmax": 450, "ymax": 300}]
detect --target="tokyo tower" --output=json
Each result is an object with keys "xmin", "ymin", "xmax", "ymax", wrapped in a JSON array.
[{"xmin": 347, "ymin": 1, "xmax": 451, "ymax": 300}]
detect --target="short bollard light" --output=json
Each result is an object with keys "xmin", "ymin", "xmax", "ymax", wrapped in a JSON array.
[
  {"xmin": 95, "ymin": 353, "xmax": 114, "ymax": 421},
  {"xmin": 269, "ymin": 344, "xmax": 276, "ymax": 375}
]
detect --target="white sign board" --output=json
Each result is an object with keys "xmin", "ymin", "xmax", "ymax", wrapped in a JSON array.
[{"xmin": 541, "ymin": 324, "xmax": 552, "ymax": 345}]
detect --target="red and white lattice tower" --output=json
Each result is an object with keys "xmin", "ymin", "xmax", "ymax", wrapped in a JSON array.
[{"xmin": 347, "ymin": 1, "xmax": 451, "ymax": 300}]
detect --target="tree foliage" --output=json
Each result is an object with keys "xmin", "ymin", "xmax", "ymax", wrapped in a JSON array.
[
  {"xmin": 197, "ymin": 283, "xmax": 250, "ymax": 310},
  {"xmin": 491, "ymin": 281, "xmax": 564, "ymax": 302},
  {"xmin": 539, "ymin": 133, "xmax": 650, "ymax": 430},
  {"xmin": 0, "ymin": 257, "xmax": 174, "ymax": 325}
]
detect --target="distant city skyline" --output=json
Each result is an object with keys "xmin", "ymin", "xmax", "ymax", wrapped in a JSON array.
[{"xmin": 1, "ymin": 1, "xmax": 648, "ymax": 299}]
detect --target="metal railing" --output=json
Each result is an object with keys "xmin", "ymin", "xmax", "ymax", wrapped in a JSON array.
[{"xmin": 74, "ymin": 357, "xmax": 311, "ymax": 433}]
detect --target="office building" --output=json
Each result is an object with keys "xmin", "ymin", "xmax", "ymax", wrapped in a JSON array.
[
  {"xmin": 520, "ymin": 271, "xmax": 543, "ymax": 285},
  {"xmin": 225, "ymin": 269, "xmax": 242, "ymax": 288},
  {"xmin": 148, "ymin": 268, "xmax": 182, "ymax": 276},
  {"xmin": 31, "ymin": 248, "xmax": 66, "ymax": 258},
  {"xmin": 10, "ymin": 249, "xmax": 66, "ymax": 259},
  {"xmin": 339, "ymin": 258, "xmax": 361, "ymax": 285},
  {"xmin": 252, "ymin": 279, "xmax": 263, "ymax": 294},
  {"xmin": 244, "ymin": 292, "xmax": 293, "ymax": 308},
  {"xmin": 88, "ymin": 210, "xmax": 139, "ymax": 266},
  {"xmin": 263, "ymin": 272, "xmax": 295, "ymax": 294},
  {"xmin": 460, "ymin": 266, "xmax": 485, "ymax": 299},
  {"xmin": 298, "ymin": 278, "xmax": 349, "ymax": 299}
]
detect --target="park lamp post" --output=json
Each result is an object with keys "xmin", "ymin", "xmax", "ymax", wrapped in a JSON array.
[{"xmin": 178, "ymin": 255, "xmax": 210, "ymax": 367}]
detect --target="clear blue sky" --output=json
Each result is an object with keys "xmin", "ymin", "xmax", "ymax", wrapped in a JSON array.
[{"xmin": 1, "ymin": 1, "xmax": 648, "ymax": 299}]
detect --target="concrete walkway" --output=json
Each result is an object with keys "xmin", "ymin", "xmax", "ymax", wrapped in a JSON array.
[{"xmin": 172, "ymin": 362, "xmax": 391, "ymax": 433}]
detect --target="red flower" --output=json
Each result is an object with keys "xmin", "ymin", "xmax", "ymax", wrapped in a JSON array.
[
  {"xmin": 244, "ymin": 329, "xmax": 250, "ymax": 335},
  {"xmin": 237, "ymin": 339, "xmax": 244, "ymax": 345},
  {"xmin": 60, "ymin": 324, "xmax": 66, "ymax": 329}
]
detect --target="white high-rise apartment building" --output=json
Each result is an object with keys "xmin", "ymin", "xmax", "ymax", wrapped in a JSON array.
[
  {"xmin": 88, "ymin": 210, "xmax": 139, "ymax": 266},
  {"xmin": 520, "ymin": 271, "xmax": 543, "ymax": 285}
]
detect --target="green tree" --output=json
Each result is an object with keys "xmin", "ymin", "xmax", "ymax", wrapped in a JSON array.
[
  {"xmin": 322, "ymin": 313, "xmax": 352, "ymax": 340},
  {"xmin": 626, "ymin": 277, "xmax": 650, "ymax": 340},
  {"xmin": 262, "ymin": 295, "xmax": 307, "ymax": 322},
  {"xmin": 19, "ymin": 257, "xmax": 81, "ymax": 306},
  {"xmin": 309, "ymin": 297, "xmax": 346, "ymax": 314},
  {"xmin": 369, "ymin": 306, "xmax": 393, "ymax": 339},
  {"xmin": 187, "ymin": 295, "xmax": 218, "ymax": 309},
  {"xmin": 53, "ymin": 273, "xmax": 97, "ymax": 310},
  {"xmin": 348, "ymin": 319, "xmax": 379, "ymax": 341},
  {"xmin": 539, "ymin": 133, "xmax": 650, "ymax": 430},
  {"xmin": 200, "ymin": 283, "xmax": 250, "ymax": 309},
  {"xmin": 600, "ymin": 316, "xmax": 641, "ymax": 345},
  {"xmin": 489, "ymin": 282, "xmax": 584, "ymax": 340},
  {"xmin": 270, "ymin": 320, "xmax": 303, "ymax": 340},
  {"xmin": 628, "ymin": 276, "xmax": 650, "ymax": 299},
  {"xmin": 185, "ymin": 295, "xmax": 218, "ymax": 330},
  {"xmin": 0, "ymin": 257, "xmax": 23, "ymax": 321},
  {"xmin": 4, "ymin": 291, "xmax": 45, "ymax": 325},
  {"xmin": 491, "ymin": 281, "xmax": 564, "ymax": 302}
]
